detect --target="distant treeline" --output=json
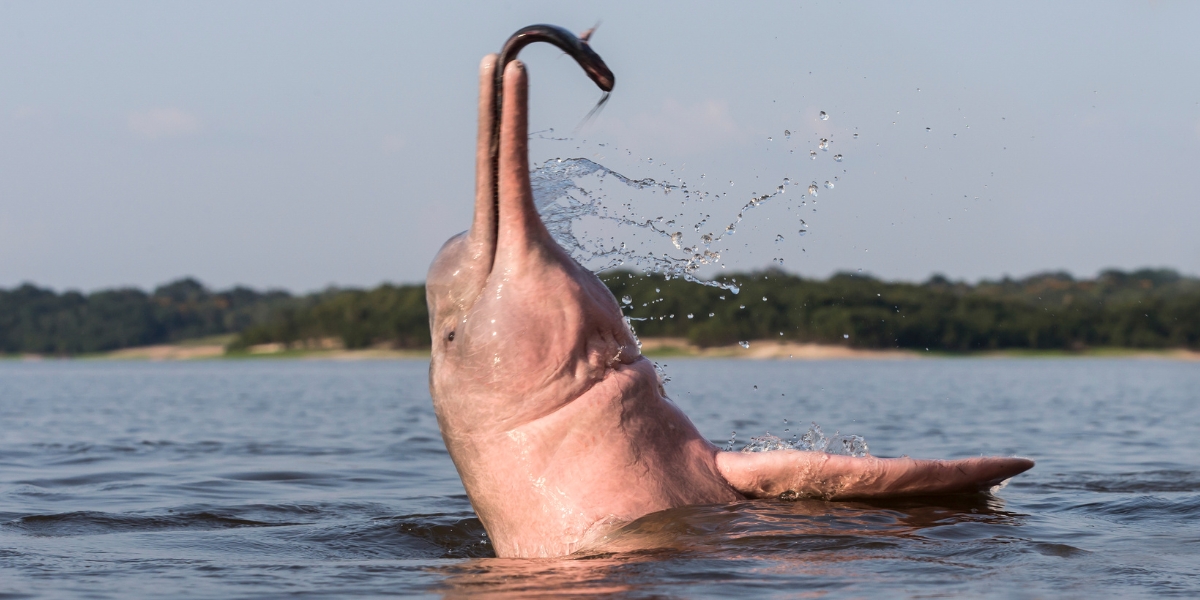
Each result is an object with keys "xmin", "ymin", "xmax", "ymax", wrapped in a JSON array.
[
  {"xmin": 608, "ymin": 268, "xmax": 1200, "ymax": 351},
  {"xmin": 0, "ymin": 279, "xmax": 298, "ymax": 355},
  {"xmin": 3, "ymin": 268, "xmax": 1197, "ymax": 356},
  {"xmin": 228, "ymin": 285, "xmax": 429, "ymax": 351}
]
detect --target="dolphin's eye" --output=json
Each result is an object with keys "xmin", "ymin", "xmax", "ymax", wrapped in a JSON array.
[{"xmin": 447, "ymin": 331, "xmax": 455, "ymax": 342}]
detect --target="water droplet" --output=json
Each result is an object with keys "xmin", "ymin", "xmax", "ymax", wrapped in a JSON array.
[
  {"xmin": 834, "ymin": 154, "xmax": 843, "ymax": 162},
  {"xmin": 809, "ymin": 150, "xmax": 817, "ymax": 159},
  {"xmin": 762, "ymin": 296, "xmax": 768, "ymax": 301},
  {"xmin": 730, "ymin": 180, "xmax": 735, "ymax": 186},
  {"xmin": 819, "ymin": 111, "xmax": 829, "ymax": 121},
  {"xmin": 824, "ymin": 181, "xmax": 834, "ymax": 189},
  {"xmin": 774, "ymin": 234, "xmax": 784, "ymax": 243},
  {"xmin": 700, "ymin": 234, "xmax": 713, "ymax": 245},
  {"xmin": 853, "ymin": 133, "xmax": 859, "ymax": 139},
  {"xmin": 670, "ymin": 231, "xmax": 683, "ymax": 249},
  {"xmin": 709, "ymin": 312, "xmax": 715, "ymax": 317},
  {"xmin": 687, "ymin": 313, "xmax": 694, "ymax": 319},
  {"xmin": 767, "ymin": 136, "xmax": 773, "ymax": 141},
  {"xmin": 925, "ymin": 127, "xmax": 931, "ymax": 132},
  {"xmin": 819, "ymin": 138, "xmax": 829, "ymax": 151},
  {"xmin": 808, "ymin": 183, "xmax": 818, "ymax": 195},
  {"xmin": 655, "ymin": 288, "xmax": 661, "ymax": 293},
  {"xmin": 843, "ymin": 334, "xmax": 849, "ymax": 339},
  {"xmin": 621, "ymin": 295, "xmax": 632, "ymax": 305},
  {"xmin": 739, "ymin": 341, "xmax": 751, "ymax": 349},
  {"xmin": 784, "ymin": 129, "xmax": 791, "ymax": 139}
]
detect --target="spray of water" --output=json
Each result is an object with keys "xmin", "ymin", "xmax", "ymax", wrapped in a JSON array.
[
  {"xmin": 734, "ymin": 421, "xmax": 869, "ymax": 457},
  {"xmin": 531, "ymin": 157, "xmax": 800, "ymax": 294}
]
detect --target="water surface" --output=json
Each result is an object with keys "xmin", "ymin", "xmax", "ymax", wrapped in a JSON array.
[{"xmin": 1, "ymin": 359, "xmax": 1197, "ymax": 598}]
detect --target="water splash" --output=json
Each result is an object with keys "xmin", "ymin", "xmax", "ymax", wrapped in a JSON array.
[
  {"xmin": 653, "ymin": 361, "xmax": 671, "ymax": 385},
  {"xmin": 530, "ymin": 157, "xmax": 794, "ymax": 293},
  {"xmin": 737, "ymin": 422, "xmax": 869, "ymax": 457}
]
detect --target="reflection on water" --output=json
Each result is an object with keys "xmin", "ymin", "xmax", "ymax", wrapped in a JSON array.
[
  {"xmin": 438, "ymin": 496, "xmax": 1026, "ymax": 596},
  {"xmin": 1, "ymin": 359, "xmax": 1198, "ymax": 598},
  {"xmin": 600, "ymin": 494, "xmax": 1018, "ymax": 554}
]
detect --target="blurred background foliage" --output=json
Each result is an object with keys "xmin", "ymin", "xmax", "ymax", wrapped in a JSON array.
[
  {"xmin": 0, "ymin": 279, "xmax": 296, "ymax": 355},
  {"xmin": 2, "ymin": 268, "xmax": 1196, "ymax": 356},
  {"xmin": 606, "ymin": 268, "xmax": 1200, "ymax": 350}
]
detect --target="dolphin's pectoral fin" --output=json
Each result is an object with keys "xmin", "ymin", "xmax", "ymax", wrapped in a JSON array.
[{"xmin": 714, "ymin": 450, "xmax": 1034, "ymax": 501}]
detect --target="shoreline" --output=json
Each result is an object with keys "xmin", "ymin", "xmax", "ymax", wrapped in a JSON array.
[
  {"xmin": 5, "ymin": 337, "xmax": 1199, "ymax": 362},
  {"xmin": 638, "ymin": 338, "xmax": 1200, "ymax": 360}
]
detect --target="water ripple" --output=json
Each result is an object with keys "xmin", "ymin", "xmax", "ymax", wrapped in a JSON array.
[{"xmin": 0, "ymin": 359, "xmax": 1197, "ymax": 598}]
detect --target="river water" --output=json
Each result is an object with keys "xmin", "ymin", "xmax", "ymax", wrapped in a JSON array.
[{"xmin": 1, "ymin": 358, "xmax": 1197, "ymax": 598}]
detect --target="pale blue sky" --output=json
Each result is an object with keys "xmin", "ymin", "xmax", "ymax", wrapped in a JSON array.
[{"xmin": 2, "ymin": 1, "xmax": 1197, "ymax": 292}]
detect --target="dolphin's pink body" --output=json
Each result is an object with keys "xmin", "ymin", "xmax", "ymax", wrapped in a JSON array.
[{"xmin": 425, "ymin": 55, "xmax": 1033, "ymax": 558}]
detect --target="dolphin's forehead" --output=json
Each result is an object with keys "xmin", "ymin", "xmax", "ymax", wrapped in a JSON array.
[{"xmin": 426, "ymin": 233, "xmax": 486, "ymax": 319}]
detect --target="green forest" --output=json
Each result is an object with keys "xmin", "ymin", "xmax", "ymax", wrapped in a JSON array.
[
  {"xmin": 607, "ymin": 268, "xmax": 1200, "ymax": 350},
  {"xmin": 2, "ymin": 268, "xmax": 1197, "ymax": 356},
  {"xmin": 0, "ymin": 278, "xmax": 298, "ymax": 354}
]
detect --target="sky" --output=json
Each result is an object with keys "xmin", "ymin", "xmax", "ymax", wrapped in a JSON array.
[{"xmin": 2, "ymin": 1, "xmax": 1198, "ymax": 293}]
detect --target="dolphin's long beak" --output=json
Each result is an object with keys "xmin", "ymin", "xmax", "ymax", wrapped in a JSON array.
[
  {"xmin": 493, "ymin": 60, "xmax": 554, "ymax": 265},
  {"xmin": 464, "ymin": 58, "xmax": 551, "ymax": 278},
  {"xmin": 464, "ymin": 55, "xmax": 500, "ymax": 278}
]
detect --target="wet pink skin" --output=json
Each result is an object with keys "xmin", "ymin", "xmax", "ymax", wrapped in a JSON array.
[{"xmin": 425, "ymin": 55, "xmax": 1034, "ymax": 559}]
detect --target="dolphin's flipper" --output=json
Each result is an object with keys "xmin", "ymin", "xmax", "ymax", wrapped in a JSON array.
[{"xmin": 715, "ymin": 450, "xmax": 1035, "ymax": 500}]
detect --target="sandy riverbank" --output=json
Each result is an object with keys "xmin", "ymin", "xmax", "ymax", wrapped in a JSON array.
[
  {"xmin": 639, "ymin": 338, "xmax": 1200, "ymax": 360},
  {"xmin": 637, "ymin": 338, "xmax": 918, "ymax": 359},
  {"xmin": 9, "ymin": 336, "xmax": 1196, "ymax": 362}
]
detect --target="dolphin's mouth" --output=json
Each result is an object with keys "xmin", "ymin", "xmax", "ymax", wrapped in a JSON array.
[{"xmin": 487, "ymin": 24, "xmax": 615, "ymax": 269}]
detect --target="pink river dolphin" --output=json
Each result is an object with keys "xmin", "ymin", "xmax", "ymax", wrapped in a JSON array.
[{"xmin": 425, "ymin": 53, "xmax": 1034, "ymax": 559}]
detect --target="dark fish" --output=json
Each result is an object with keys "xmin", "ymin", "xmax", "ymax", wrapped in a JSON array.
[{"xmin": 490, "ymin": 24, "xmax": 615, "ymax": 210}]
